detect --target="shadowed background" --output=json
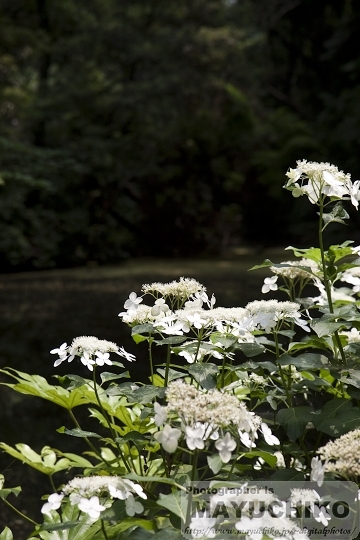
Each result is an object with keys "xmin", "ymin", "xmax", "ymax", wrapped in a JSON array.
[{"xmin": 1, "ymin": 0, "xmax": 360, "ymax": 536}]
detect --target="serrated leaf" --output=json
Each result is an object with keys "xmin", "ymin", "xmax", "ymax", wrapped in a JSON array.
[
  {"xmin": 239, "ymin": 361, "xmax": 277, "ymax": 372},
  {"xmin": 210, "ymin": 334, "xmax": 238, "ymax": 348},
  {"xmin": 157, "ymin": 492, "xmax": 187, "ymax": 521},
  {"xmin": 188, "ymin": 363, "xmax": 219, "ymax": 389},
  {"xmin": 100, "ymin": 371, "xmax": 129, "ymax": 383},
  {"xmin": 312, "ymin": 398, "xmax": 360, "ymax": 436},
  {"xmin": 0, "ymin": 368, "xmax": 92, "ymax": 410},
  {"xmin": 277, "ymin": 407, "xmax": 313, "ymax": 441},
  {"xmin": 132, "ymin": 324, "xmax": 155, "ymax": 335},
  {"xmin": 0, "ymin": 486, "xmax": 21, "ymax": 500},
  {"xmin": 156, "ymin": 368, "xmax": 185, "ymax": 382},
  {"xmin": 270, "ymin": 469, "xmax": 306, "ymax": 481},
  {"xmin": 277, "ymin": 353, "xmax": 328, "ymax": 370},
  {"xmin": 244, "ymin": 450, "xmax": 277, "ymax": 467},
  {"xmin": 132, "ymin": 334, "xmax": 149, "ymax": 344},
  {"xmin": 0, "ymin": 528, "xmax": 13, "ymax": 540},
  {"xmin": 235, "ymin": 343, "xmax": 265, "ymax": 357},
  {"xmin": 154, "ymin": 336, "xmax": 187, "ymax": 345},
  {"xmin": 310, "ymin": 319, "xmax": 347, "ymax": 337},
  {"xmin": 207, "ymin": 454, "xmax": 223, "ymax": 474},
  {"xmin": 248, "ymin": 259, "xmax": 274, "ymax": 271},
  {"xmin": 37, "ymin": 521, "xmax": 80, "ymax": 532},
  {"xmin": 57, "ymin": 427, "xmax": 102, "ymax": 438},
  {"xmin": 322, "ymin": 202, "xmax": 349, "ymax": 228},
  {"xmin": 127, "ymin": 385, "xmax": 165, "ymax": 404},
  {"xmin": 106, "ymin": 381, "xmax": 136, "ymax": 397}
]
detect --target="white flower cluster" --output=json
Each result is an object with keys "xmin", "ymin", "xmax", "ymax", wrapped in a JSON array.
[
  {"xmin": 41, "ymin": 475, "xmax": 147, "ymax": 519},
  {"xmin": 340, "ymin": 266, "xmax": 360, "ymax": 293},
  {"xmin": 50, "ymin": 336, "xmax": 135, "ymax": 371},
  {"xmin": 284, "ymin": 160, "xmax": 360, "ymax": 207},
  {"xmin": 119, "ymin": 281, "xmax": 256, "ymax": 348},
  {"xmin": 245, "ymin": 300, "xmax": 309, "ymax": 333},
  {"xmin": 270, "ymin": 259, "xmax": 319, "ymax": 280},
  {"xmin": 341, "ymin": 327, "xmax": 360, "ymax": 344},
  {"xmin": 317, "ymin": 428, "xmax": 360, "ymax": 479},
  {"xmin": 153, "ymin": 380, "xmax": 279, "ymax": 462},
  {"xmin": 142, "ymin": 277, "xmax": 206, "ymax": 300}
]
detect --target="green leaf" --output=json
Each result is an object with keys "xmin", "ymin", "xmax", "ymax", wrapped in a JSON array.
[
  {"xmin": 243, "ymin": 450, "xmax": 277, "ymax": 467},
  {"xmin": 0, "ymin": 486, "xmax": 21, "ymax": 500},
  {"xmin": 157, "ymin": 491, "xmax": 187, "ymax": 522},
  {"xmin": 312, "ymin": 398, "xmax": 360, "ymax": 436},
  {"xmin": 277, "ymin": 353, "xmax": 328, "ymax": 370},
  {"xmin": 156, "ymin": 368, "xmax": 185, "ymax": 382},
  {"xmin": 132, "ymin": 324, "xmax": 155, "ymax": 335},
  {"xmin": 154, "ymin": 336, "xmax": 187, "ymax": 345},
  {"xmin": 57, "ymin": 427, "xmax": 102, "ymax": 438},
  {"xmin": 0, "ymin": 443, "xmax": 75, "ymax": 476},
  {"xmin": 106, "ymin": 382, "xmax": 137, "ymax": 397},
  {"xmin": 235, "ymin": 342, "xmax": 265, "ymax": 357},
  {"xmin": 322, "ymin": 202, "xmax": 349, "ymax": 228},
  {"xmin": 0, "ymin": 528, "xmax": 13, "ymax": 540},
  {"xmin": 271, "ymin": 469, "xmax": 306, "ymax": 481},
  {"xmin": 207, "ymin": 454, "xmax": 223, "ymax": 474},
  {"xmin": 127, "ymin": 385, "xmax": 165, "ymax": 404},
  {"xmin": 239, "ymin": 360, "xmax": 277, "ymax": 373},
  {"xmin": 0, "ymin": 368, "xmax": 93, "ymax": 410},
  {"xmin": 310, "ymin": 319, "xmax": 348, "ymax": 338},
  {"xmin": 277, "ymin": 407, "xmax": 313, "ymax": 441},
  {"xmin": 248, "ymin": 259, "xmax": 274, "ymax": 271},
  {"xmin": 132, "ymin": 334, "xmax": 149, "ymax": 344},
  {"xmin": 188, "ymin": 363, "xmax": 219, "ymax": 389},
  {"xmin": 37, "ymin": 522, "xmax": 80, "ymax": 532},
  {"xmin": 288, "ymin": 338, "xmax": 333, "ymax": 353},
  {"xmin": 210, "ymin": 333, "xmax": 238, "ymax": 348},
  {"xmin": 54, "ymin": 374, "xmax": 88, "ymax": 390},
  {"xmin": 100, "ymin": 371, "xmax": 129, "ymax": 383},
  {"xmin": 285, "ymin": 246, "xmax": 322, "ymax": 264}
]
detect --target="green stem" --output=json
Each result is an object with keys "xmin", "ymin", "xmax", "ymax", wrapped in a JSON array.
[
  {"xmin": 3, "ymin": 498, "xmax": 38, "ymax": 526},
  {"xmin": 68, "ymin": 408, "xmax": 106, "ymax": 462},
  {"xmin": 318, "ymin": 199, "xmax": 347, "ymax": 365},
  {"xmin": 185, "ymin": 450, "xmax": 198, "ymax": 527},
  {"xmin": 148, "ymin": 335, "xmax": 154, "ymax": 381},
  {"xmin": 101, "ymin": 519, "xmax": 109, "ymax": 540},
  {"xmin": 274, "ymin": 331, "xmax": 292, "ymax": 407},
  {"xmin": 92, "ymin": 368, "xmax": 131, "ymax": 472},
  {"xmin": 164, "ymin": 345, "xmax": 171, "ymax": 387}
]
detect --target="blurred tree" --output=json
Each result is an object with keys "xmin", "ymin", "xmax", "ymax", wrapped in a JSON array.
[{"xmin": 0, "ymin": 0, "xmax": 359, "ymax": 268}]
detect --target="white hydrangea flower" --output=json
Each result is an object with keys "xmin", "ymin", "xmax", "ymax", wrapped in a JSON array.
[
  {"xmin": 151, "ymin": 298, "xmax": 170, "ymax": 316},
  {"xmin": 261, "ymin": 276, "xmax": 278, "ymax": 294},
  {"xmin": 125, "ymin": 493, "xmax": 144, "ymax": 516},
  {"xmin": 51, "ymin": 336, "xmax": 134, "ymax": 371},
  {"xmin": 189, "ymin": 511, "xmax": 217, "ymax": 539},
  {"xmin": 41, "ymin": 492, "xmax": 64, "ymax": 514},
  {"xmin": 124, "ymin": 292, "xmax": 143, "ymax": 312},
  {"xmin": 154, "ymin": 424, "xmax": 182, "ymax": 453},
  {"xmin": 310, "ymin": 456, "xmax": 326, "ymax": 486},
  {"xmin": 78, "ymin": 496, "xmax": 106, "ymax": 519},
  {"xmin": 185, "ymin": 425, "xmax": 206, "ymax": 451},
  {"xmin": 260, "ymin": 423, "xmax": 280, "ymax": 446},
  {"xmin": 50, "ymin": 342, "xmax": 70, "ymax": 367},
  {"xmin": 215, "ymin": 432, "xmax": 237, "ymax": 463},
  {"xmin": 142, "ymin": 277, "xmax": 206, "ymax": 301},
  {"xmin": 154, "ymin": 402, "xmax": 167, "ymax": 426},
  {"xmin": 340, "ymin": 267, "xmax": 360, "ymax": 292},
  {"xmin": 284, "ymin": 160, "xmax": 357, "ymax": 207}
]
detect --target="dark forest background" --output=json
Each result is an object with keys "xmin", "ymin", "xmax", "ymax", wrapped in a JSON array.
[{"xmin": 1, "ymin": 0, "xmax": 360, "ymax": 271}]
